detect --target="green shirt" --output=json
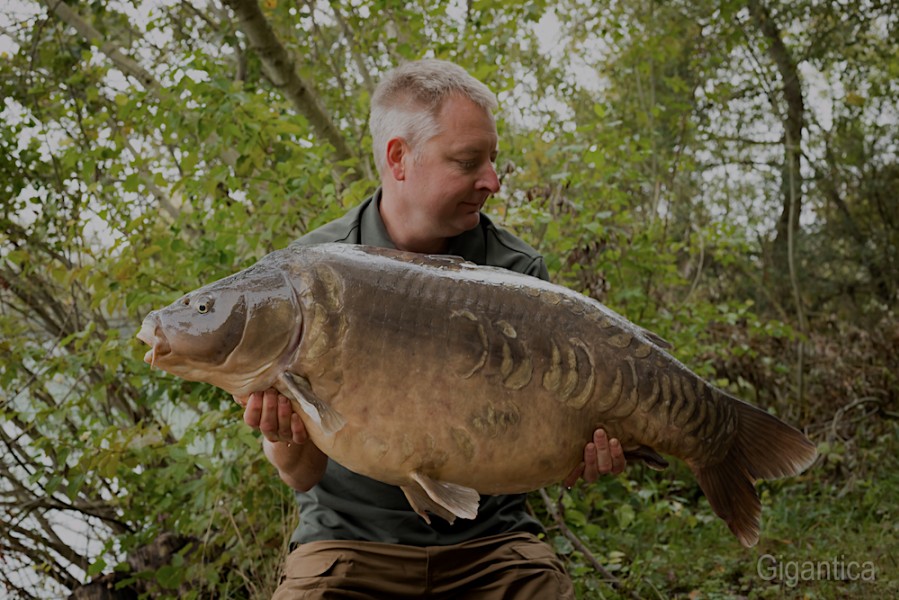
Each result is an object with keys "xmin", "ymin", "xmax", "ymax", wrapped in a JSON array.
[{"xmin": 290, "ymin": 190, "xmax": 549, "ymax": 547}]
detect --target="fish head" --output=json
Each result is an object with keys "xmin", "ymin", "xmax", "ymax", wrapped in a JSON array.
[{"xmin": 137, "ymin": 266, "xmax": 302, "ymax": 395}]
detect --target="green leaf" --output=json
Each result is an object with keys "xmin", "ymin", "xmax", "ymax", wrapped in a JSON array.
[
  {"xmin": 615, "ymin": 503, "xmax": 635, "ymax": 530},
  {"xmin": 87, "ymin": 558, "xmax": 106, "ymax": 578},
  {"xmin": 155, "ymin": 564, "xmax": 182, "ymax": 589}
]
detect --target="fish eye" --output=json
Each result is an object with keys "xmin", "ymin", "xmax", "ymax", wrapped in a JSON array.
[{"xmin": 196, "ymin": 298, "xmax": 213, "ymax": 314}]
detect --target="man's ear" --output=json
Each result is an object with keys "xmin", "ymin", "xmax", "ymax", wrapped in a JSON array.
[{"xmin": 386, "ymin": 138, "xmax": 407, "ymax": 181}]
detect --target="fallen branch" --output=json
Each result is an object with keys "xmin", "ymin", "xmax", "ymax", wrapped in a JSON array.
[
  {"xmin": 830, "ymin": 397, "xmax": 883, "ymax": 441},
  {"xmin": 538, "ymin": 487, "xmax": 642, "ymax": 599}
]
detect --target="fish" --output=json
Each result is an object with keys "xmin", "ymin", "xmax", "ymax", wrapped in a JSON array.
[{"xmin": 136, "ymin": 242, "xmax": 817, "ymax": 547}]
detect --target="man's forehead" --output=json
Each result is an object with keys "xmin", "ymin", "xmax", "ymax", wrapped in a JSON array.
[
  {"xmin": 449, "ymin": 140, "xmax": 499, "ymax": 155},
  {"xmin": 426, "ymin": 95, "xmax": 498, "ymax": 150},
  {"xmin": 435, "ymin": 96, "xmax": 495, "ymax": 124}
]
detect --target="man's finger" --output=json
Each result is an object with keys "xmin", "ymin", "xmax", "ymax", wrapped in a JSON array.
[
  {"xmin": 277, "ymin": 394, "xmax": 293, "ymax": 440},
  {"xmin": 563, "ymin": 462, "xmax": 585, "ymax": 489},
  {"xmin": 609, "ymin": 437, "xmax": 626, "ymax": 474},
  {"xmin": 594, "ymin": 429, "xmax": 612, "ymax": 475},
  {"xmin": 259, "ymin": 389, "xmax": 280, "ymax": 442},
  {"xmin": 243, "ymin": 391, "xmax": 263, "ymax": 428},
  {"xmin": 584, "ymin": 440, "xmax": 599, "ymax": 483},
  {"xmin": 291, "ymin": 413, "xmax": 308, "ymax": 445}
]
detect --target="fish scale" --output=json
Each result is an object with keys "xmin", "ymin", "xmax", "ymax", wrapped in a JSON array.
[{"xmin": 137, "ymin": 242, "xmax": 817, "ymax": 547}]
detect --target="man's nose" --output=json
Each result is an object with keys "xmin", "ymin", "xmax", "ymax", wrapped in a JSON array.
[{"xmin": 479, "ymin": 162, "xmax": 501, "ymax": 194}]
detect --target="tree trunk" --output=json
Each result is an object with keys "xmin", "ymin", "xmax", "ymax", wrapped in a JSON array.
[{"xmin": 747, "ymin": 0, "xmax": 805, "ymax": 267}]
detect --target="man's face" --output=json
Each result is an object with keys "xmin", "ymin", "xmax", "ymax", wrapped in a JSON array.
[{"xmin": 399, "ymin": 95, "xmax": 500, "ymax": 240}]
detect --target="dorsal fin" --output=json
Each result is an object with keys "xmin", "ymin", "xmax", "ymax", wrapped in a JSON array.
[{"xmin": 356, "ymin": 245, "xmax": 472, "ymax": 270}]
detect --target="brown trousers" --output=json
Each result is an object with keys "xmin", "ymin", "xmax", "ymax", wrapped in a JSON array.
[{"xmin": 271, "ymin": 532, "xmax": 575, "ymax": 599}]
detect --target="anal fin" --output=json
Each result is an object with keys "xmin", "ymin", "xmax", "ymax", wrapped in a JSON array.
[
  {"xmin": 279, "ymin": 371, "xmax": 346, "ymax": 435},
  {"xmin": 401, "ymin": 471, "xmax": 480, "ymax": 524},
  {"xmin": 623, "ymin": 445, "xmax": 669, "ymax": 471}
]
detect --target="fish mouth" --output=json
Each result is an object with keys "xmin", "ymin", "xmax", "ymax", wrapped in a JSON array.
[{"xmin": 137, "ymin": 318, "xmax": 171, "ymax": 367}]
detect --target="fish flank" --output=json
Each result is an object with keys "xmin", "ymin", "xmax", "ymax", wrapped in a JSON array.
[
  {"xmin": 450, "ymin": 309, "xmax": 488, "ymax": 379},
  {"xmin": 543, "ymin": 342, "xmax": 563, "ymax": 393},
  {"xmin": 607, "ymin": 357, "xmax": 639, "ymax": 420},
  {"xmin": 660, "ymin": 373, "xmax": 672, "ymax": 412},
  {"xmin": 669, "ymin": 375, "xmax": 688, "ymax": 427},
  {"xmin": 643, "ymin": 377, "xmax": 662, "ymax": 412},
  {"xmin": 678, "ymin": 377, "xmax": 701, "ymax": 431},
  {"xmin": 606, "ymin": 332, "xmax": 633, "ymax": 349},
  {"xmin": 500, "ymin": 321, "xmax": 531, "ymax": 387},
  {"xmin": 595, "ymin": 366, "xmax": 624, "ymax": 414},
  {"xmin": 684, "ymin": 384, "xmax": 712, "ymax": 440},
  {"xmin": 560, "ymin": 346, "xmax": 579, "ymax": 398},
  {"xmin": 565, "ymin": 339, "xmax": 595, "ymax": 409},
  {"xmin": 633, "ymin": 343, "xmax": 652, "ymax": 358}
]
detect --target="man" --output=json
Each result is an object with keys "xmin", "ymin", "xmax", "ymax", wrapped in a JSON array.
[{"xmin": 240, "ymin": 59, "xmax": 626, "ymax": 599}]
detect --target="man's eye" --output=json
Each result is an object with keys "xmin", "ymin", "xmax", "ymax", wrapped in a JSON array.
[{"xmin": 458, "ymin": 160, "xmax": 477, "ymax": 169}]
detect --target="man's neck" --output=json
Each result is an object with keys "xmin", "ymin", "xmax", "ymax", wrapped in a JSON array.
[{"xmin": 378, "ymin": 190, "xmax": 449, "ymax": 254}]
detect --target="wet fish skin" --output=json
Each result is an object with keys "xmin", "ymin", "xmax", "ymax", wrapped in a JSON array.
[{"xmin": 137, "ymin": 243, "xmax": 817, "ymax": 547}]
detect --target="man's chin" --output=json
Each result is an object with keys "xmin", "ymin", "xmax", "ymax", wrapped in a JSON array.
[
  {"xmin": 458, "ymin": 210, "xmax": 481, "ymax": 229},
  {"xmin": 442, "ymin": 212, "xmax": 480, "ymax": 239}
]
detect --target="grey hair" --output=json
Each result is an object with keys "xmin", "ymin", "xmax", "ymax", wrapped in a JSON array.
[{"xmin": 369, "ymin": 59, "xmax": 498, "ymax": 175}]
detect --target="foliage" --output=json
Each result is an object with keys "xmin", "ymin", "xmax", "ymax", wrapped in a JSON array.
[{"xmin": 1, "ymin": 0, "xmax": 896, "ymax": 598}]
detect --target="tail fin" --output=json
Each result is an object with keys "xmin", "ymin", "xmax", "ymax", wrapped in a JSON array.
[{"xmin": 691, "ymin": 398, "xmax": 817, "ymax": 547}]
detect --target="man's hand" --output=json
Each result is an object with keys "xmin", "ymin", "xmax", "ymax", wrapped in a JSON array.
[
  {"xmin": 563, "ymin": 429, "xmax": 626, "ymax": 488},
  {"xmin": 235, "ymin": 388, "xmax": 328, "ymax": 492},
  {"xmin": 236, "ymin": 388, "xmax": 308, "ymax": 445}
]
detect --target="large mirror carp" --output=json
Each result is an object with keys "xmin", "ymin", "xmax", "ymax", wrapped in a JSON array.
[{"xmin": 137, "ymin": 243, "xmax": 816, "ymax": 547}]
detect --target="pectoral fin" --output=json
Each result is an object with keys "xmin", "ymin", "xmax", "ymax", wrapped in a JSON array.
[
  {"xmin": 401, "ymin": 471, "xmax": 480, "ymax": 524},
  {"xmin": 279, "ymin": 371, "xmax": 346, "ymax": 435}
]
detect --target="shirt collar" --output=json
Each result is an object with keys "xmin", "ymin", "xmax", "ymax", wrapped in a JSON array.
[
  {"xmin": 359, "ymin": 188, "xmax": 396, "ymax": 249},
  {"xmin": 359, "ymin": 188, "xmax": 488, "ymax": 264}
]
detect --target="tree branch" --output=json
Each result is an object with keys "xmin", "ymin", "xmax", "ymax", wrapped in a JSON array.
[
  {"xmin": 1, "ymin": 525, "xmax": 84, "ymax": 589},
  {"xmin": 222, "ymin": 0, "xmax": 359, "ymax": 174},
  {"xmin": 328, "ymin": 0, "xmax": 375, "ymax": 94},
  {"xmin": 38, "ymin": 0, "xmax": 160, "ymax": 91}
]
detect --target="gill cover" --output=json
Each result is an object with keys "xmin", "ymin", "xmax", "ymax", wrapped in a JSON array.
[
  {"xmin": 156, "ymin": 289, "xmax": 248, "ymax": 369},
  {"xmin": 223, "ymin": 268, "xmax": 301, "ymax": 374}
]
